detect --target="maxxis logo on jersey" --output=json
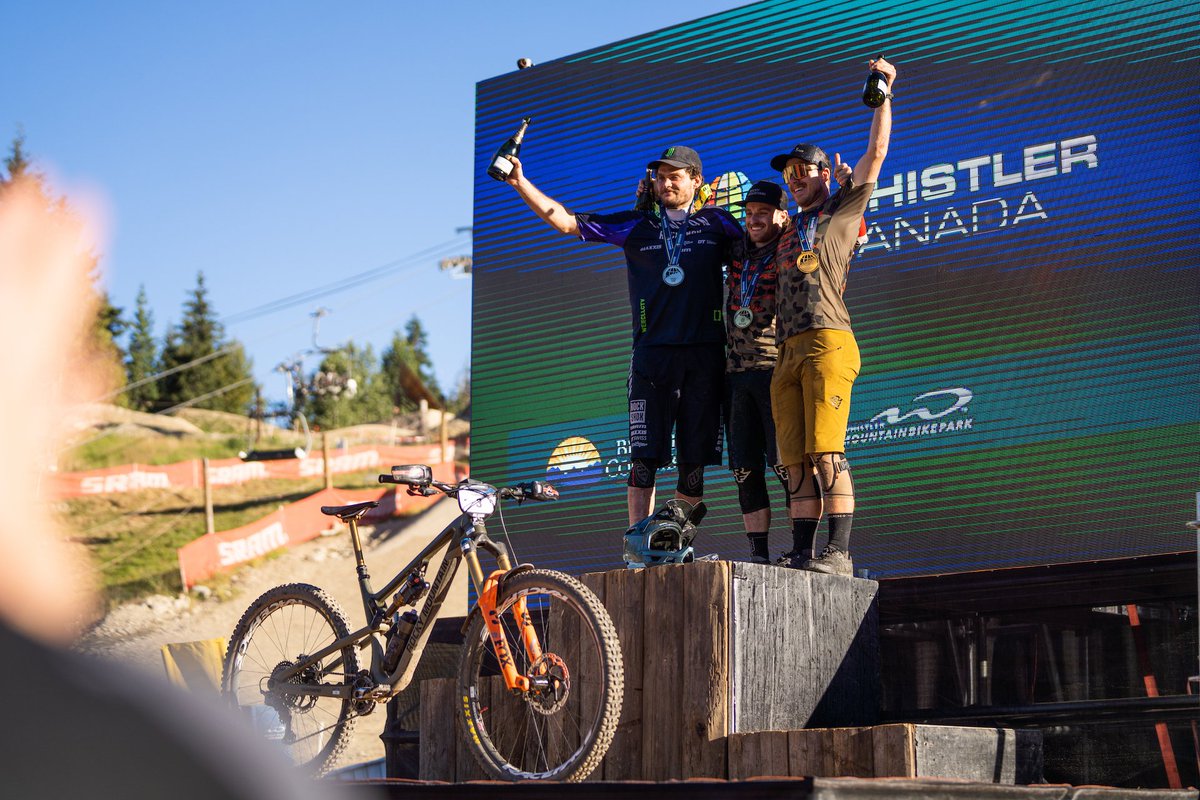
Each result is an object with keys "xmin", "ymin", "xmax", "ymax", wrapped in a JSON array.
[{"xmin": 847, "ymin": 387, "xmax": 975, "ymax": 446}]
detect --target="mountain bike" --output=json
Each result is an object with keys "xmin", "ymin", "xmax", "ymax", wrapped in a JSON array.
[{"xmin": 220, "ymin": 465, "xmax": 624, "ymax": 781}]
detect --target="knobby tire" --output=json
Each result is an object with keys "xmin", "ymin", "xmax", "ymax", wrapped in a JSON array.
[
  {"xmin": 457, "ymin": 569, "xmax": 624, "ymax": 781},
  {"xmin": 221, "ymin": 583, "xmax": 359, "ymax": 778}
]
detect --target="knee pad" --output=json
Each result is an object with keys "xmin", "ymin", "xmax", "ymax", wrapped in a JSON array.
[
  {"xmin": 786, "ymin": 465, "xmax": 821, "ymax": 501},
  {"xmin": 771, "ymin": 464, "xmax": 791, "ymax": 502},
  {"xmin": 627, "ymin": 458, "xmax": 658, "ymax": 489},
  {"xmin": 810, "ymin": 452, "xmax": 853, "ymax": 497},
  {"xmin": 732, "ymin": 467, "xmax": 770, "ymax": 514},
  {"xmin": 676, "ymin": 462, "xmax": 704, "ymax": 496}
]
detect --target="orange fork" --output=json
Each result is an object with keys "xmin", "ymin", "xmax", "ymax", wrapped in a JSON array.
[{"xmin": 477, "ymin": 569, "xmax": 544, "ymax": 692}]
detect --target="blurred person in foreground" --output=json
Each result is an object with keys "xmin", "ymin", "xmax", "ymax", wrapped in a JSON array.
[{"xmin": 0, "ymin": 176, "xmax": 348, "ymax": 799}]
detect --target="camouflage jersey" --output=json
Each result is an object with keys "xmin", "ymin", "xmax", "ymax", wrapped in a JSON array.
[
  {"xmin": 775, "ymin": 181, "xmax": 874, "ymax": 342},
  {"xmin": 725, "ymin": 233, "xmax": 781, "ymax": 373}
]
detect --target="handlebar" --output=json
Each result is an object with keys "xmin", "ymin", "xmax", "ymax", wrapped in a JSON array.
[
  {"xmin": 499, "ymin": 481, "xmax": 559, "ymax": 503},
  {"xmin": 377, "ymin": 465, "xmax": 559, "ymax": 503}
]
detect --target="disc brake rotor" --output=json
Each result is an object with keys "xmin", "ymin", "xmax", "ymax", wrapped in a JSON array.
[{"xmin": 527, "ymin": 653, "xmax": 570, "ymax": 715}]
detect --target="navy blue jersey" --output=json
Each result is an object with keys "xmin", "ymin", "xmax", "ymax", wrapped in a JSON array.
[{"xmin": 576, "ymin": 207, "xmax": 743, "ymax": 349}]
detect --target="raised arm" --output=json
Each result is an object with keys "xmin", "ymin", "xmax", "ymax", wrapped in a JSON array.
[
  {"xmin": 504, "ymin": 156, "xmax": 580, "ymax": 237},
  {"xmin": 852, "ymin": 57, "xmax": 897, "ymax": 186}
]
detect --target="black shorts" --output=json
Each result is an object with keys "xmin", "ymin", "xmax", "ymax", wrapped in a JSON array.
[
  {"xmin": 724, "ymin": 368, "xmax": 778, "ymax": 470},
  {"xmin": 627, "ymin": 344, "xmax": 724, "ymax": 465}
]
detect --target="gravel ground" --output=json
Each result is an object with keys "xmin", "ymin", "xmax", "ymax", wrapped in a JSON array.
[{"xmin": 77, "ymin": 497, "xmax": 468, "ymax": 773}]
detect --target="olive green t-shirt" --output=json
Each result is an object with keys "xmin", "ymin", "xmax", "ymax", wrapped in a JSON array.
[{"xmin": 775, "ymin": 181, "xmax": 873, "ymax": 342}]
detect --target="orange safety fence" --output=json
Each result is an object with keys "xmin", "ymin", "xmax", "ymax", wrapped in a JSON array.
[
  {"xmin": 51, "ymin": 443, "xmax": 458, "ymax": 498},
  {"xmin": 177, "ymin": 461, "xmax": 463, "ymax": 588}
]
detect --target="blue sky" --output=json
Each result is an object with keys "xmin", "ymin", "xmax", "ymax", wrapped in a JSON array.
[{"xmin": 1, "ymin": 1, "xmax": 746, "ymax": 404}]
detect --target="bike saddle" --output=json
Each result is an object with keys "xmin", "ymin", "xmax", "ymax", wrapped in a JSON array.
[{"xmin": 319, "ymin": 500, "xmax": 379, "ymax": 521}]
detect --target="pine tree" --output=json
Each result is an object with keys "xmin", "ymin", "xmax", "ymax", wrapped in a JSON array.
[
  {"xmin": 158, "ymin": 272, "xmax": 257, "ymax": 413},
  {"xmin": 94, "ymin": 290, "xmax": 128, "ymax": 404},
  {"xmin": 125, "ymin": 285, "xmax": 160, "ymax": 411},
  {"xmin": 404, "ymin": 316, "xmax": 441, "ymax": 400},
  {"xmin": 2, "ymin": 131, "xmax": 31, "ymax": 183},
  {"xmin": 380, "ymin": 314, "xmax": 441, "ymax": 413}
]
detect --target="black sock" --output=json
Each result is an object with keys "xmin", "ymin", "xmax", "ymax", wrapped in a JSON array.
[
  {"xmin": 747, "ymin": 532, "xmax": 769, "ymax": 559},
  {"xmin": 790, "ymin": 518, "xmax": 819, "ymax": 555},
  {"xmin": 828, "ymin": 513, "xmax": 853, "ymax": 552}
]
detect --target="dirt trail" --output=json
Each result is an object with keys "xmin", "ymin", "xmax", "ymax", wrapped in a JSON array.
[{"xmin": 78, "ymin": 498, "xmax": 468, "ymax": 771}]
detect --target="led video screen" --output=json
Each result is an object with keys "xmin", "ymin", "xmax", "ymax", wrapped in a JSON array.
[{"xmin": 470, "ymin": 0, "xmax": 1199, "ymax": 577}]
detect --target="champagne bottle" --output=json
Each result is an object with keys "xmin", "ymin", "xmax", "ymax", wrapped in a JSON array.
[
  {"xmin": 634, "ymin": 168, "xmax": 656, "ymax": 212},
  {"xmin": 487, "ymin": 116, "xmax": 531, "ymax": 182},
  {"xmin": 862, "ymin": 58, "xmax": 890, "ymax": 108}
]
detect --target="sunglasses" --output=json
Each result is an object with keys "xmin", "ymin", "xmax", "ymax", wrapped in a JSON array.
[{"xmin": 782, "ymin": 162, "xmax": 821, "ymax": 182}]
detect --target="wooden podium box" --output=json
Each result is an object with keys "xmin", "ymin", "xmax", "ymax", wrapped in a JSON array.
[
  {"xmin": 578, "ymin": 560, "xmax": 879, "ymax": 781},
  {"xmin": 418, "ymin": 560, "xmax": 879, "ymax": 782}
]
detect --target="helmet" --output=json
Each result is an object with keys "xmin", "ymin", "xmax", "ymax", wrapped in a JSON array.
[{"xmin": 622, "ymin": 499, "xmax": 708, "ymax": 568}]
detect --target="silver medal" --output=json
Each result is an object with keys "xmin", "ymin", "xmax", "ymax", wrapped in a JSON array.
[{"xmin": 733, "ymin": 308, "xmax": 753, "ymax": 329}]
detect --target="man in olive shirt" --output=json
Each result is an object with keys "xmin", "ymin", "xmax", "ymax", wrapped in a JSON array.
[{"xmin": 770, "ymin": 57, "xmax": 897, "ymax": 576}]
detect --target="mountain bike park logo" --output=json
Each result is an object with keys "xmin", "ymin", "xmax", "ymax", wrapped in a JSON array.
[
  {"xmin": 847, "ymin": 387, "xmax": 975, "ymax": 446},
  {"xmin": 546, "ymin": 436, "xmax": 604, "ymax": 489}
]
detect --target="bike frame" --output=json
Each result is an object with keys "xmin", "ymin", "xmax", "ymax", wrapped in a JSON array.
[{"xmin": 267, "ymin": 499, "xmax": 541, "ymax": 703}]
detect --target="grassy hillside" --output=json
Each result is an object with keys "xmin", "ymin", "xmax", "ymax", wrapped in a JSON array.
[
  {"xmin": 53, "ymin": 405, "xmax": 468, "ymax": 608},
  {"xmin": 59, "ymin": 473, "xmax": 385, "ymax": 607}
]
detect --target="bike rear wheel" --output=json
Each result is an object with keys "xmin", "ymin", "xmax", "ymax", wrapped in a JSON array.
[
  {"xmin": 221, "ymin": 583, "xmax": 359, "ymax": 777},
  {"xmin": 458, "ymin": 568, "xmax": 623, "ymax": 781}
]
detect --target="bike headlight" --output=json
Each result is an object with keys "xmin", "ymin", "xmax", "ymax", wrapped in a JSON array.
[{"xmin": 458, "ymin": 484, "xmax": 497, "ymax": 516}]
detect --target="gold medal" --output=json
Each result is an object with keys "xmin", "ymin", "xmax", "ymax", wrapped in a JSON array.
[
  {"xmin": 796, "ymin": 250, "xmax": 818, "ymax": 273},
  {"xmin": 733, "ymin": 308, "xmax": 753, "ymax": 329}
]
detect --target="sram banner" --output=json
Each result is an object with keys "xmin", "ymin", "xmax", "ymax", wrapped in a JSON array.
[
  {"xmin": 176, "ymin": 463, "xmax": 462, "ymax": 587},
  {"xmin": 52, "ymin": 443, "xmax": 456, "ymax": 497}
]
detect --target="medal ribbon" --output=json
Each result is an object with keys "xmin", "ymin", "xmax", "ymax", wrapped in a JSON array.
[
  {"xmin": 737, "ymin": 253, "xmax": 767, "ymax": 311},
  {"xmin": 659, "ymin": 211, "xmax": 689, "ymax": 269},
  {"xmin": 796, "ymin": 210, "xmax": 819, "ymax": 252}
]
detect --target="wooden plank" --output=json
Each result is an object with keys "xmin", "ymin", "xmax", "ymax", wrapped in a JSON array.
[
  {"xmin": 484, "ymin": 672, "xmax": 529, "ymax": 775},
  {"xmin": 419, "ymin": 677, "xmax": 457, "ymax": 781},
  {"xmin": 681, "ymin": 560, "xmax": 729, "ymax": 778},
  {"xmin": 728, "ymin": 730, "xmax": 790, "ymax": 779},
  {"xmin": 912, "ymin": 724, "xmax": 1022, "ymax": 783},
  {"xmin": 732, "ymin": 565, "xmax": 879, "ymax": 732},
  {"xmin": 640, "ymin": 564, "xmax": 685, "ymax": 780},
  {"xmin": 826, "ymin": 726, "xmax": 874, "ymax": 777},
  {"xmin": 872, "ymin": 723, "xmax": 916, "ymax": 777},
  {"xmin": 731, "ymin": 562, "xmax": 806, "ymax": 732},
  {"xmin": 543, "ymin": 582, "xmax": 579, "ymax": 774},
  {"xmin": 454, "ymin": 674, "xmax": 490, "ymax": 781},
  {"xmin": 601, "ymin": 566, "xmax": 644, "ymax": 780},
  {"xmin": 788, "ymin": 728, "xmax": 824, "ymax": 777}
]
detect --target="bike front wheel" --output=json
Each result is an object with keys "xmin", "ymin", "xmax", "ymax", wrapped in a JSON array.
[
  {"xmin": 221, "ymin": 583, "xmax": 359, "ymax": 777},
  {"xmin": 458, "ymin": 568, "xmax": 624, "ymax": 782}
]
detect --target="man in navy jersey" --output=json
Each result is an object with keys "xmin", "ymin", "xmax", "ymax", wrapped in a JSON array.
[{"xmin": 503, "ymin": 146, "xmax": 743, "ymax": 526}]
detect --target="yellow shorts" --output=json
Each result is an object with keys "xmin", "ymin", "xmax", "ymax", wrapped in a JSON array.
[{"xmin": 770, "ymin": 328, "xmax": 861, "ymax": 466}]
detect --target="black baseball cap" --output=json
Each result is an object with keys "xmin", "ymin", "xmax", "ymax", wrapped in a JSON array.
[
  {"xmin": 648, "ymin": 145, "xmax": 702, "ymax": 173},
  {"xmin": 770, "ymin": 143, "xmax": 830, "ymax": 172},
  {"xmin": 731, "ymin": 180, "xmax": 787, "ymax": 211}
]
